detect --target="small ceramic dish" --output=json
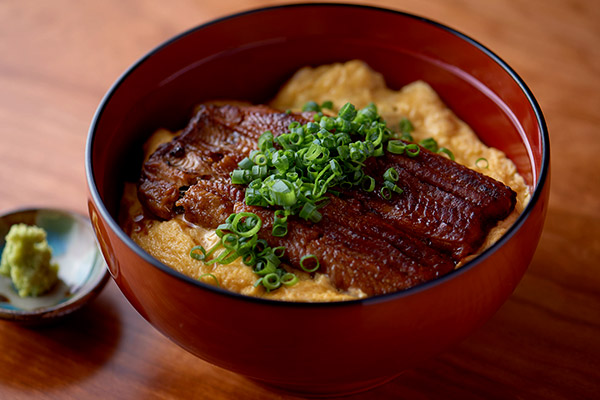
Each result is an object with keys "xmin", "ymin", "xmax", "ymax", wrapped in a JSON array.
[{"xmin": 0, "ymin": 208, "xmax": 109, "ymax": 324}]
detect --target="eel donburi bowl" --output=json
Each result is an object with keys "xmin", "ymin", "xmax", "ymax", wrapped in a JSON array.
[{"xmin": 85, "ymin": 4, "xmax": 549, "ymax": 397}]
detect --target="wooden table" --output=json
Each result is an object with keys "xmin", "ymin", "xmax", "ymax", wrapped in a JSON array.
[{"xmin": 1, "ymin": 1, "xmax": 598, "ymax": 398}]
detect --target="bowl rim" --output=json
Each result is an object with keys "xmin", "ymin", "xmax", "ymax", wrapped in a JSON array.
[{"xmin": 85, "ymin": 2, "xmax": 550, "ymax": 308}]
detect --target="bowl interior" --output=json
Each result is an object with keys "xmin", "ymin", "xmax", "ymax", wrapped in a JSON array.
[{"xmin": 89, "ymin": 4, "xmax": 545, "ymax": 226}]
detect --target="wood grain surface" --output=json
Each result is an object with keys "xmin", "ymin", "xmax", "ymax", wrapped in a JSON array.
[{"xmin": 1, "ymin": 1, "xmax": 598, "ymax": 399}]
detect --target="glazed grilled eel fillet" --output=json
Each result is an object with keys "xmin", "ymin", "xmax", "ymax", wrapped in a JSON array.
[{"xmin": 138, "ymin": 104, "xmax": 517, "ymax": 296}]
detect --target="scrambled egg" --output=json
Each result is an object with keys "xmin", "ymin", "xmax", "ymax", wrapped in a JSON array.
[{"xmin": 121, "ymin": 60, "xmax": 529, "ymax": 302}]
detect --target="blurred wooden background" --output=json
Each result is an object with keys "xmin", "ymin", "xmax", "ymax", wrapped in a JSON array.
[{"xmin": 0, "ymin": 1, "xmax": 598, "ymax": 399}]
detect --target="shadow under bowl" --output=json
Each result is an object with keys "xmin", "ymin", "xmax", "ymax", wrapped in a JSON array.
[{"xmin": 85, "ymin": 4, "xmax": 550, "ymax": 397}]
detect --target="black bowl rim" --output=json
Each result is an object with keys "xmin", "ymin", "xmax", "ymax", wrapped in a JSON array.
[{"xmin": 85, "ymin": 2, "xmax": 550, "ymax": 309}]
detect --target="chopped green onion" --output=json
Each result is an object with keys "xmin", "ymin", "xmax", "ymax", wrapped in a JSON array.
[
  {"xmin": 383, "ymin": 180, "xmax": 404, "ymax": 194},
  {"xmin": 198, "ymin": 273, "xmax": 220, "ymax": 286},
  {"xmin": 399, "ymin": 117, "xmax": 414, "ymax": 135},
  {"xmin": 306, "ymin": 122, "xmax": 319, "ymax": 133},
  {"xmin": 269, "ymin": 179, "xmax": 297, "ymax": 207},
  {"xmin": 419, "ymin": 138, "xmax": 438, "ymax": 152},
  {"xmin": 302, "ymin": 101, "xmax": 320, "ymax": 112},
  {"xmin": 262, "ymin": 250, "xmax": 281, "ymax": 268},
  {"xmin": 212, "ymin": 248, "xmax": 239, "ymax": 265},
  {"xmin": 300, "ymin": 254, "xmax": 320, "ymax": 273},
  {"xmin": 329, "ymin": 159, "xmax": 342, "ymax": 176},
  {"xmin": 190, "ymin": 245, "xmax": 207, "ymax": 261},
  {"xmin": 387, "ymin": 140, "xmax": 406, "ymax": 154},
  {"xmin": 242, "ymin": 252, "xmax": 256, "ymax": 266},
  {"xmin": 262, "ymin": 273, "xmax": 281, "ymax": 291},
  {"xmin": 334, "ymin": 118, "xmax": 350, "ymax": 133},
  {"xmin": 253, "ymin": 152, "xmax": 268, "ymax": 166},
  {"xmin": 238, "ymin": 236, "xmax": 257, "ymax": 255},
  {"xmin": 373, "ymin": 144, "xmax": 384, "ymax": 157},
  {"xmin": 383, "ymin": 167, "xmax": 399, "ymax": 182},
  {"xmin": 274, "ymin": 209, "xmax": 287, "ymax": 223},
  {"xmin": 272, "ymin": 224, "xmax": 288, "ymax": 237},
  {"xmin": 400, "ymin": 132, "xmax": 414, "ymax": 142},
  {"xmin": 251, "ymin": 164, "xmax": 268, "ymax": 179},
  {"xmin": 405, "ymin": 144, "xmax": 420, "ymax": 157},
  {"xmin": 338, "ymin": 102, "xmax": 357, "ymax": 121},
  {"xmin": 354, "ymin": 102, "xmax": 378, "ymax": 125},
  {"xmin": 321, "ymin": 100, "xmax": 333, "ymax": 110},
  {"xmin": 476, "ymin": 157, "xmax": 489, "ymax": 169},
  {"xmin": 380, "ymin": 186, "xmax": 392, "ymax": 200},
  {"xmin": 304, "ymin": 142, "xmax": 326, "ymax": 163},
  {"xmin": 302, "ymin": 100, "xmax": 333, "ymax": 113},
  {"xmin": 299, "ymin": 202, "xmax": 322, "ymax": 223},
  {"xmin": 258, "ymin": 131, "xmax": 274, "ymax": 152},
  {"xmin": 272, "ymin": 152, "xmax": 290, "ymax": 172},
  {"xmin": 437, "ymin": 147, "xmax": 455, "ymax": 161},
  {"xmin": 253, "ymin": 260, "xmax": 275, "ymax": 276},
  {"xmin": 281, "ymin": 272, "xmax": 299, "ymax": 286},
  {"xmin": 190, "ymin": 212, "xmax": 299, "ymax": 292},
  {"xmin": 238, "ymin": 157, "xmax": 254, "ymax": 170},
  {"xmin": 229, "ymin": 103, "xmax": 425, "ymax": 249},
  {"xmin": 231, "ymin": 169, "xmax": 250, "ymax": 184},
  {"xmin": 361, "ymin": 175, "xmax": 375, "ymax": 192},
  {"xmin": 272, "ymin": 246, "xmax": 286, "ymax": 258},
  {"xmin": 399, "ymin": 118, "xmax": 414, "ymax": 141},
  {"xmin": 254, "ymin": 239, "xmax": 269, "ymax": 254},
  {"xmin": 222, "ymin": 233, "xmax": 239, "ymax": 250},
  {"xmin": 231, "ymin": 212, "xmax": 262, "ymax": 237}
]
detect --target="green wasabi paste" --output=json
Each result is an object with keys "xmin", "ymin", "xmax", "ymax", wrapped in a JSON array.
[{"xmin": 0, "ymin": 223, "xmax": 59, "ymax": 297}]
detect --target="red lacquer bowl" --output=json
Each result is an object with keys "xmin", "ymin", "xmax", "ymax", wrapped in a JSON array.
[{"xmin": 85, "ymin": 4, "xmax": 549, "ymax": 397}]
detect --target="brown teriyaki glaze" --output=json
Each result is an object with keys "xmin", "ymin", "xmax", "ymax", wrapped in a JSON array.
[{"xmin": 138, "ymin": 104, "xmax": 516, "ymax": 296}]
